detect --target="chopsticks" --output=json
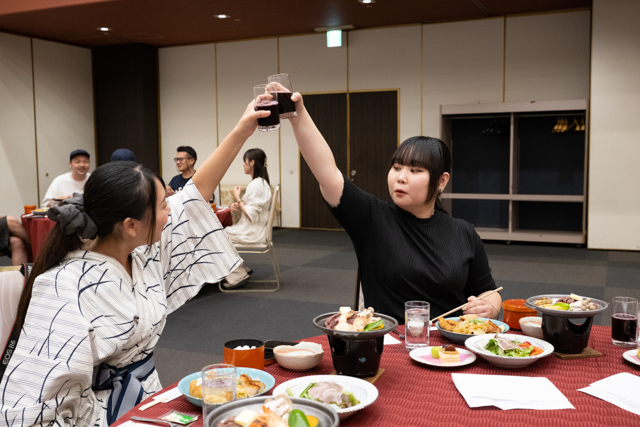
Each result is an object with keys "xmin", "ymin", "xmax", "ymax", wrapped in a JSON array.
[{"xmin": 430, "ymin": 287, "xmax": 503, "ymax": 324}]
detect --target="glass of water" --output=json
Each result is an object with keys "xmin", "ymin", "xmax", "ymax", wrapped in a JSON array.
[
  {"xmin": 201, "ymin": 364, "xmax": 236, "ymax": 420},
  {"xmin": 405, "ymin": 301, "xmax": 430, "ymax": 350}
]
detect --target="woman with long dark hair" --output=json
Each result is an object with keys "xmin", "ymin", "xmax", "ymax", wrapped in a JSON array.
[
  {"xmin": 0, "ymin": 102, "xmax": 270, "ymax": 427},
  {"xmin": 222, "ymin": 148, "xmax": 272, "ymax": 288},
  {"xmin": 287, "ymin": 94, "xmax": 501, "ymax": 323}
]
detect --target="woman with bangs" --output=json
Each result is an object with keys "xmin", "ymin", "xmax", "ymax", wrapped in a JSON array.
[
  {"xmin": 287, "ymin": 93, "xmax": 501, "ymax": 323},
  {"xmin": 0, "ymin": 101, "xmax": 271, "ymax": 427}
]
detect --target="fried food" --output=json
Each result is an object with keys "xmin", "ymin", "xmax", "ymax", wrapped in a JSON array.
[
  {"xmin": 189, "ymin": 380, "xmax": 203, "ymax": 398},
  {"xmin": 237, "ymin": 374, "xmax": 265, "ymax": 398},
  {"xmin": 437, "ymin": 317, "xmax": 458, "ymax": 332},
  {"xmin": 534, "ymin": 298, "xmax": 553, "ymax": 306}
]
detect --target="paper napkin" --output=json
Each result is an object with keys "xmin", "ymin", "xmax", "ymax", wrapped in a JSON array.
[
  {"xmin": 383, "ymin": 333, "xmax": 402, "ymax": 345},
  {"xmin": 452, "ymin": 373, "xmax": 574, "ymax": 410},
  {"xmin": 578, "ymin": 372, "xmax": 640, "ymax": 416}
]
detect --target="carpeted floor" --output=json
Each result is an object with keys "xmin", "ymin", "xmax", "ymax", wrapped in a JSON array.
[{"xmin": 3, "ymin": 228, "xmax": 639, "ymax": 387}]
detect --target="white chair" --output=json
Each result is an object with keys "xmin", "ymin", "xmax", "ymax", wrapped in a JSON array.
[{"xmin": 219, "ymin": 185, "xmax": 281, "ymax": 293}]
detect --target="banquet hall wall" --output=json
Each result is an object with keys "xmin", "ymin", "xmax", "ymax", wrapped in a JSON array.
[{"xmin": 1, "ymin": 2, "xmax": 639, "ymax": 251}]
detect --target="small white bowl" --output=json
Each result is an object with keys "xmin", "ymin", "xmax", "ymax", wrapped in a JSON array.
[
  {"xmin": 519, "ymin": 316, "xmax": 543, "ymax": 339},
  {"xmin": 274, "ymin": 342, "xmax": 324, "ymax": 371}
]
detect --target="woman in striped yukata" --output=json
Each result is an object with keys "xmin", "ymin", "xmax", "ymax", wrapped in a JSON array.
[{"xmin": 0, "ymin": 101, "xmax": 271, "ymax": 426}]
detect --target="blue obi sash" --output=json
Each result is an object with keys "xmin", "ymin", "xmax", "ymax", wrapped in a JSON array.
[{"xmin": 92, "ymin": 352, "xmax": 156, "ymax": 425}]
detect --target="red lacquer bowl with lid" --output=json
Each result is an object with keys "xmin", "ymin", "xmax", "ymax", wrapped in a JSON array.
[{"xmin": 502, "ymin": 299, "xmax": 537, "ymax": 330}]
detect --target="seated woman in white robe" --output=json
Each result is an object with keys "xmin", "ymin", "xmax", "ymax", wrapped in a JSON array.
[
  {"xmin": 222, "ymin": 148, "xmax": 272, "ymax": 289},
  {"xmin": 0, "ymin": 101, "xmax": 271, "ymax": 427}
]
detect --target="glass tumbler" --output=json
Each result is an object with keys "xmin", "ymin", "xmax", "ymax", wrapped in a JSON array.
[
  {"xmin": 253, "ymin": 83, "xmax": 280, "ymax": 131},
  {"xmin": 201, "ymin": 364, "xmax": 236, "ymax": 420},
  {"xmin": 611, "ymin": 296, "xmax": 638, "ymax": 347},
  {"xmin": 267, "ymin": 73, "xmax": 296, "ymax": 119},
  {"xmin": 405, "ymin": 301, "xmax": 430, "ymax": 350}
]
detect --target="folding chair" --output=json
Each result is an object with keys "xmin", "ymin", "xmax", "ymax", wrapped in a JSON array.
[{"xmin": 219, "ymin": 185, "xmax": 281, "ymax": 293}]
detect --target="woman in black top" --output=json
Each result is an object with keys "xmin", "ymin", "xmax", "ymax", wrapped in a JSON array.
[{"xmin": 287, "ymin": 93, "xmax": 502, "ymax": 322}]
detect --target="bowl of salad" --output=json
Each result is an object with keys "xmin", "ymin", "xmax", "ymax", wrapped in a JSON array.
[{"xmin": 464, "ymin": 333, "xmax": 554, "ymax": 368}]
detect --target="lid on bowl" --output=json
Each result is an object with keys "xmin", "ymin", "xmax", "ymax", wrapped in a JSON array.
[{"xmin": 502, "ymin": 299, "xmax": 537, "ymax": 313}]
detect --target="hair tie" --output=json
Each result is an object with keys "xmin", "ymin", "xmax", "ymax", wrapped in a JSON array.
[{"xmin": 47, "ymin": 193, "xmax": 98, "ymax": 239}]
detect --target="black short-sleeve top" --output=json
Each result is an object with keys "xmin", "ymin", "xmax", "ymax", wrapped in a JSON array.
[{"xmin": 329, "ymin": 176, "xmax": 496, "ymax": 323}]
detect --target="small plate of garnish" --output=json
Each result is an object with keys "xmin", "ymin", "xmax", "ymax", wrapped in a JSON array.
[
  {"xmin": 410, "ymin": 345, "xmax": 476, "ymax": 368},
  {"xmin": 622, "ymin": 349, "xmax": 640, "ymax": 366}
]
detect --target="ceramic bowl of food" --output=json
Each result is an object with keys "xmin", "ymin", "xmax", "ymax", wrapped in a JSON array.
[
  {"xmin": 274, "ymin": 342, "xmax": 324, "ymax": 371},
  {"xmin": 519, "ymin": 316, "xmax": 543, "ymax": 339},
  {"xmin": 465, "ymin": 333, "xmax": 554, "ymax": 368},
  {"xmin": 435, "ymin": 316, "xmax": 509, "ymax": 344},
  {"xmin": 177, "ymin": 368, "xmax": 275, "ymax": 407}
]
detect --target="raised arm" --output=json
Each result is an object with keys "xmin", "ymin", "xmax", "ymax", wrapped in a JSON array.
[
  {"xmin": 288, "ymin": 93, "xmax": 344, "ymax": 207},
  {"xmin": 191, "ymin": 101, "xmax": 270, "ymax": 201}
]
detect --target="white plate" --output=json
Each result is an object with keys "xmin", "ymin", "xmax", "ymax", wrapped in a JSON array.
[
  {"xmin": 623, "ymin": 349, "xmax": 640, "ymax": 366},
  {"xmin": 465, "ymin": 333, "xmax": 554, "ymax": 368},
  {"xmin": 409, "ymin": 346, "xmax": 476, "ymax": 368},
  {"xmin": 271, "ymin": 374, "xmax": 378, "ymax": 419}
]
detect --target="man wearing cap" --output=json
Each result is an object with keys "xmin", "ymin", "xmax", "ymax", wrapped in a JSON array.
[
  {"xmin": 41, "ymin": 149, "xmax": 91, "ymax": 207},
  {"xmin": 166, "ymin": 146, "xmax": 197, "ymax": 197}
]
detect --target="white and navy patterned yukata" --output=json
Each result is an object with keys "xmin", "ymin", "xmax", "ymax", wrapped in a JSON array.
[{"xmin": 0, "ymin": 182, "xmax": 241, "ymax": 427}]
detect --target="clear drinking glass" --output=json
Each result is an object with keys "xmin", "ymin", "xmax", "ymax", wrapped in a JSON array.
[
  {"xmin": 267, "ymin": 73, "xmax": 296, "ymax": 119},
  {"xmin": 201, "ymin": 364, "xmax": 236, "ymax": 420},
  {"xmin": 405, "ymin": 301, "xmax": 430, "ymax": 350},
  {"xmin": 253, "ymin": 83, "xmax": 280, "ymax": 131},
  {"xmin": 611, "ymin": 297, "xmax": 638, "ymax": 347}
]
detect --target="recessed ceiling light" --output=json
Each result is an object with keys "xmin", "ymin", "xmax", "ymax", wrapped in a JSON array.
[
  {"xmin": 214, "ymin": 14, "xmax": 230, "ymax": 19},
  {"xmin": 359, "ymin": 0, "xmax": 375, "ymax": 4},
  {"xmin": 97, "ymin": 27, "xmax": 112, "ymax": 32}
]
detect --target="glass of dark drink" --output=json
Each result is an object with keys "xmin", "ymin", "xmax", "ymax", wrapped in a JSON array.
[
  {"xmin": 611, "ymin": 296, "xmax": 638, "ymax": 347},
  {"xmin": 267, "ymin": 73, "xmax": 296, "ymax": 119},
  {"xmin": 253, "ymin": 83, "xmax": 280, "ymax": 132}
]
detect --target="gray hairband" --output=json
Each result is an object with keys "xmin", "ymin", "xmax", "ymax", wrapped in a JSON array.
[{"xmin": 47, "ymin": 193, "xmax": 98, "ymax": 239}]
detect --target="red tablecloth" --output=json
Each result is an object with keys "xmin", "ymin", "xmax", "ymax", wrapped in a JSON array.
[
  {"xmin": 20, "ymin": 214, "xmax": 56, "ymax": 260},
  {"xmin": 215, "ymin": 208, "xmax": 232, "ymax": 228},
  {"xmin": 112, "ymin": 325, "xmax": 639, "ymax": 427}
]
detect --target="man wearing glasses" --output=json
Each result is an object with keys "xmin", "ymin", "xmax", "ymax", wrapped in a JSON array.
[{"xmin": 166, "ymin": 146, "xmax": 197, "ymax": 197}]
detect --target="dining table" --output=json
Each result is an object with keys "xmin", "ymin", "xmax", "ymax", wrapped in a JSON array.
[
  {"xmin": 20, "ymin": 209, "xmax": 233, "ymax": 260},
  {"xmin": 112, "ymin": 324, "xmax": 639, "ymax": 427}
]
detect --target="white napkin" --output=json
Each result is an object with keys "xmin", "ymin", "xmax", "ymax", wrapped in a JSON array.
[
  {"xmin": 152, "ymin": 387, "xmax": 182, "ymax": 403},
  {"xmin": 384, "ymin": 333, "xmax": 402, "ymax": 345},
  {"xmin": 578, "ymin": 372, "xmax": 640, "ymax": 415},
  {"xmin": 119, "ymin": 422, "xmax": 149, "ymax": 427},
  {"xmin": 452, "ymin": 373, "xmax": 574, "ymax": 410}
]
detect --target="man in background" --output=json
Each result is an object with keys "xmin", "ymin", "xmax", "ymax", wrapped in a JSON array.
[
  {"xmin": 41, "ymin": 149, "xmax": 91, "ymax": 207},
  {"xmin": 0, "ymin": 216, "xmax": 30, "ymax": 265},
  {"xmin": 166, "ymin": 146, "xmax": 197, "ymax": 197}
]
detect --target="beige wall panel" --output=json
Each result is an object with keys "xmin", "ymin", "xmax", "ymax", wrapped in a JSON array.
[
  {"xmin": 0, "ymin": 32, "xmax": 38, "ymax": 215},
  {"xmin": 349, "ymin": 26, "xmax": 422, "ymax": 141},
  {"xmin": 278, "ymin": 34, "xmax": 348, "ymax": 227},
  {"xmin": 32, "ymin": 39, "xmax": 94, "ymax": 200},
  {"xmin": 422, "ymin": 18, "xmax": 504, "ymax": 138},
  {"xmin": 216, "ymin": 39, "xmax": 279, "ymax": 191},
  {"xmin": 505, "ymin": 11, "xmax": 591, "ymax": 102},
  {"xmin": 159, "ymin": 43, "xmax": 217, "ymax": 185},
  {"xmin": 589, "ymin": 0, "xmax": 640, "ymax": 250}
]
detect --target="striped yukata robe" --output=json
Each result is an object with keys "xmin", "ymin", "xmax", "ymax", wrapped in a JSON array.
[{"xmin": 0, "ymin": 182, "xmax": 241, "ymax": 427}]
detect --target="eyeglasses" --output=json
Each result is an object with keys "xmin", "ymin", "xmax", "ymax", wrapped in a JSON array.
[{"xmin": 174, "ymin": 157, "xmax": 193, "ymax": 162}]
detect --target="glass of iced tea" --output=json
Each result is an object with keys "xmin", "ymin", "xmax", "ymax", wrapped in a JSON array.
[
  {"xmin": 253, "ymin": 83, "xmax": 280, "ymax": 131},
  {"xmin": 201, "ymin": 364, "xmax": 236, "ymax": 420},
  {"xmin": 267, "ymin": 73, "xmax": 296, "ymax": 119},
  {"xmin": 611, "ymin": 296, "xmax": 638, "ymax": 347}
]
